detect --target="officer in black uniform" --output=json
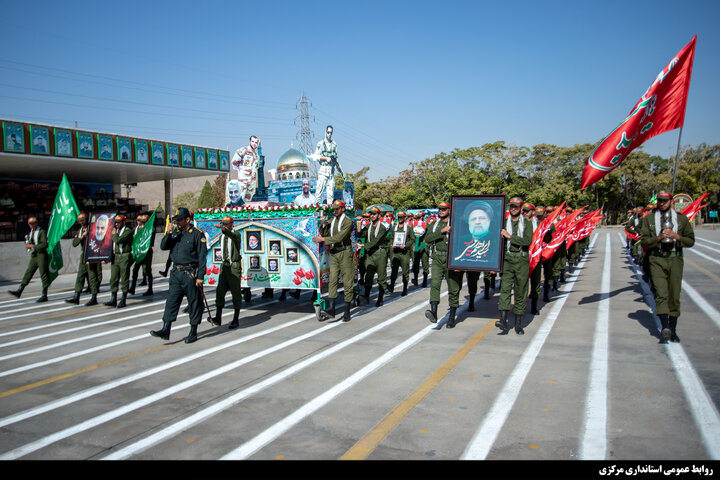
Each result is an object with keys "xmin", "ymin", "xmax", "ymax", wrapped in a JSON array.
[{"xmin": 150, "ymin": 207, "xmax": 208, "ymax": 344}]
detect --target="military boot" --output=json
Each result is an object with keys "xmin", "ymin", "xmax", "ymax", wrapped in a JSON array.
[
  {"xmin": 468, "ymin": 289, "xmax": 476, "ymax": 312},
  {"xmin": 8, "ymin": 284, "xmax": 25, "ymax": 298},
  {"xmin": 343, "ymin": 303, "xmax": 351, "ymax": 322},
  {"xmin": 422, "ymin": 273, "xmax": 427, "ymax": 288},
  {"xmin": 85, "ymin": 293, "xmax": 98, "ymax": 306},
  {"xmin": 185, "ymin": 324, "xmax": 198, "ymax": 344},
  {"xmin": 659, "ymin": 314, "xmax": 672, "ymax": 341},
  {"xmin": 401, "ymin": 280, "xmax": 408, "ymax": 297},
  {"xmin": 425, "ymin": 301, "xmax": 439, "ymax": 323},
  {"xmin": 211, "ymin": 306, "xmax": 222, "ymax": 326},
  {"xmin": 116, "ymin": 292, "xmax": 128, "ymax": 308},
  {"xmin": 387, "ymin": 274, "xmax": 396, "ymax": 293},
  {"xmin": 484, "ymin": 282, "xmax": 490, "ymax": 300},
  {"xmin": 669, "ymin": 316, "xmax": 680, "ymax": 342},
  {"xmin": 552, "ymin": 277, "xmax": 559, "ymax": 291},
  {"xmin": 104, "ymin": 292, "xmax": 117, "ymax": 307},
  {"xmin": 142, "ymin": 276, "xmax": 153, "ymax": 296},
  {"xmin": 320, "ymin": 298, "xmax": 336, "ymax": 321},
  {"xmin": 243, "ymin": 288, "xmax": 252, "ymax": 303},
  {"xmin": 129, "ymin": 277, "xmax": 137, "ymax": 295},
  {"xmin": 376, "ymin": 288, "xmax": 385, "ymax": 307},
  {"xmin": 150, "ymin": 320, "xmax": 172, "ymax": 340},
  {"xmin": 514, "ymin": 313, "xmax": 524, "ymax": 335},
  {"xmin": 543, "ymin": 280, "xmax": 550, "ymax": 302},
  {"xmin": 446, "ymin": 307, "xmax": 457, "ymax": 328},
  {"xmin": 228, "ymin": 308, "xmax": 240, "ymax": 329},
  {"xmin": 531, "ymin": 297, "xmax": 538, "ymax": 315},
  {"xmin": 560, "ymin": 271, "xmax": 566, "ymax": 283},
  {"xmin": 411, "ymin": 273, "xmax": 418, "ymax": 286},
  {"xmin": 357, "ymin": 287, "xmax": 371, "ymax": 306},
  {"xmin": 66, "ymin": 292, "xmax": 81, "ymax": 304},
  {"xmin": 495, "ymin": 310, "xmax": 509, "ymax": 334},
  {"xmin": 36, "ymin": 287, "xmax": 48, "ymax": 303}
]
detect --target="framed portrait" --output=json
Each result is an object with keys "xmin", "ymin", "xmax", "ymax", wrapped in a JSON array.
[
  {"xmin": 181, "ymin": 145, "xmax": 194, "ymax": 167},
  {"xmin": 194, "ymin": 148, "xmax": 206, "ymax": 169},
  {"xmin": 244, "ymin": 229, "xmax": 264, "ymax": 253},
  {"xmin": 285, "ymin": 247, "xmax": 300, "ymax": 265},
  {"xmin": 151, "ymin": 142, "xmax": 165, "ymax": 165},
  {"xmin": 267, "ymin": 257, "xmax": 280, "ymax": 274},
  {"xmin": 30, "ymin": 126, "xmax": 49, "ymax": 155},
  {"xmin": 117, "ymin": 137, "xmax": 132, "ymax": 161},
  {"xmin": 97, "ymin": 134, "xmax": 114, "ymax": 160},
  {"xmin": 248, "ymin": 255, "xmax": 261, "ymax": 271},
  {"xmin": 213, "ymin": 247, "xmax": 223, "ymax": 263},
  {"xmin": 83, "ymin": 211, "xmax": 116, "ymax": 263},
  {"xmin": 267, "ymin": 239, "xmax": 283, "ymax": 257},
  {"xmin": 166, "ymin": 144, "xmax": 180, "ymax": 166},
  {"xmin": 207, "ymin": 149, "xmax": 218, "ymax": 169},
  {"xmin": 219, "ymin": 150, "xmax": 229, "ymax": 171},
  {"xmin": 392, "ymin": 231, "xmax": 406, "ymax": 248},
  {"xmin": 76, "ymin": 132, "xmax": 94, "ymax": 158},
  {"xmin": 447, "ymin": 194, "xmax": 506, "ymax": 272},
  {"xmin": 134, "ymin": 139, "xmax": 149, "ymax": 164},
  {"xmin": 54, "ymin": 128, "xmax": 73, "ymax": 157},
  {"xmin": 3, "ymin": 121, "xmax": 24, "ymax": 153}
]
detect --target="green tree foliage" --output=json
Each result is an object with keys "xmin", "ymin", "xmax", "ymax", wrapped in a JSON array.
[
  {"xmin": 173, "ymin": 191, "xmax": 198, "ymax": 211},
  {"xmin": 211, "ymin": 174, "xmax": 227, "ymax": 207},
  {"xmin": 197, "ymin": 180, "xmax": 214, "ymax": 209}
]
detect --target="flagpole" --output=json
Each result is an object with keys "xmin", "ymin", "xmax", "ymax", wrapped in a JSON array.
[{"xmin": 670, "ymin": 126, "xmax": 684, "ymax": 195}]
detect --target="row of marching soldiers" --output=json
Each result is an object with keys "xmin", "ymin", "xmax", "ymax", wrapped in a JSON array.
[
  {"xmin": 623, "ymin": 191, "xmax": 696, "ymax": 343},
  {"xmin": 317, "ymin": 198, "xmax": 597, "ymax": 334}
]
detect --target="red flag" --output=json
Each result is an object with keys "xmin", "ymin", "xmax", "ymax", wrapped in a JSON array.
[
  {"xmin": 624, "ymin": 229, "xmax": 640, "ymax": 241},
  {"xmin": 541, "ymin": 207, "xmax": 587, "ymax": 261},
  {"xmin": 566, "ymin": 209, "xmax": 602, "ymax": 249},
  {"xmin": 680, "ymin": 192, "xmax": 709, "ymax": 222},
  {"xmin": 581, "ymin": 36, "xmax": 697, "ymax": 191},
  {"xmin": 528, "ymin": 201, "xmax": 566, "ymax": 274}
]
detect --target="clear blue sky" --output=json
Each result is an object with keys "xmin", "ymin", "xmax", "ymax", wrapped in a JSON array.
[{"xmin": 1, "ymin": 0, "xmax": 718, "ymax": 182}]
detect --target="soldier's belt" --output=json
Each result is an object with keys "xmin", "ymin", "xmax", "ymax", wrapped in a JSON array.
[
  {"xmin": 330, "ymin": 245, "xmax": 351, "ymax": 253},
  {"xmin": 650, "ymin": 249, "xmax": 683, "ymax": 258}
]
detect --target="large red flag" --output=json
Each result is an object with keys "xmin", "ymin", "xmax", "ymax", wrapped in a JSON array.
[
  {"xmin": 566, "ymin": 209, "xmax": 602, "ymax": 249},
  {"xmin": 541, "ymin": 207, "xmax": 587, "ymax": 261},
  {"xmin": 580, "ymin": 36, "xmax": 697, "ymax": 191},
  {"xmin": 528, "ymin": 201, "xmax": 566, "ymax": 275},
  {"xmin": 680, "ymin": 192, "xmax": 709, "ymax": 222}
]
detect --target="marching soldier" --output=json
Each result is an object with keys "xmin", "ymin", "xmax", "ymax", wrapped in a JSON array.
[
  {"xmin": 150, "ymin": 207, "xmax": 208, "ymax": 344},
  {"xmin": 213, "ymin": 216, "xmax": 244, "ymax": 329},
  {"xmin": 104, "ymin": 214, "xmax": 133, "ymax": 308},
  {"xmin": 424, "ymin": 201, "xmax": 463, "ymax": 328},
  {"xmin": 538, "ymin": 206, "xmax": 556, "ymax": 302},
  {"xmin": 357, "ymin": 212, "xmax": 370, "ymax": 282},
  {"xmin": 495, "ymin": 197, "xmax": 533, "ymax": 335},
  {"xmin": 357, "ymin": 206, "xmax": 389, "ymax": 306},
  {"xmin": 639, "ymin": 191, "xmax": 694, "ymax": 342},
  {"xmin": 8, "ymin": 217, "xmax": 50, "ymax": 302},
  {"xmin": 410, "ymin": 211, "xmax": 429, "ymax": 287},
  {"xmin": 313, "ymin": 200, "xmax": 355, "ymax": 322},
  {"xmin": 387, "ymin": 211, "xmax": 415, "ymax": 297},
  {"xmin": 129, "ymin": 214, "xmax": 155, "ymax": 297},
  {"xmin": 522, "ymin": 203, "xmax": 543, "ymax": 315},
  {"xmin": 65, "ymin": 213, "xmax": 101, "ymax": 305},
  {"xmin": 550, "ymin": 205, "xmax": 568, "ymax": 290}
]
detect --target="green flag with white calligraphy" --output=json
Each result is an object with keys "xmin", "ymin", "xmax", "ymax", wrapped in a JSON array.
[
  {"xmin": 47, "ymin": 174, "xmax": 81, "ymax": 284},
  {"xmin": 132, "ymin": 209, "xmax": 156, "ymax": 263}
]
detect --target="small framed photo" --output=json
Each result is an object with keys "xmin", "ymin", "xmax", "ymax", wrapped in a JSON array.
[
  {"xmin": 195, "ymin": 148, "xmax": 206, "ymax": 169},
  {"xmin": 267, "ymin": 257, "xmax": 280, "ymax": 273},
  {"xmin": 30, "ymin": 126, "xmax": 49, "ymax": 154},
  {"xmin": 207, "ymin": 149, "xmax": 218, "ymax": 169},
  {"xmin": 213, "ymin": 247, "xmax": 223, "ymax": 263},
  {"xmin": 77, "ymin": 132, "xmax": 94, "ymax": 158},
  {"xmin": 97, "ymin": 134, "xmax": 114, "ymax": 160},
  {"xmin": 248, "ymin": 255, "xmax": 261, "ymax": 271},
  {"xmin": 285, "ymin": 247, "xmax": 300, "ymax": 264},
  {"xmin": 166, "ymin": 144, "xmax": 180, "ymax": 166},
  {"xmin": 181, "ymin": 145, "xmax": 194, "ymax": 167},
  {"xmin": 134, "ymin": 139, "xmax": 149, "ymax": 163},
  {"xmin": 219, "ymin": 150, "xmax": 229, "ymax": 171},
  {"xmin": 392, "ymin": 231, "xmax": 407, "ymax": 248},
  {"xmin": 54, "ymin": 128, "xmax": 73, "ymax": 157},
  {"xmin": 151, "ymin": 142, "xmax": 165, "ymax": 165},
  {"xmin": 3, "ymin": 121, "xmax": 24, "ymax": 153},
  {"xmin": 244, "ymin": 229, "xmax": 264, "ymax": 253},
  {"xmin": 117, "ymin": 137, "xmax": 132, "ymax": 161},
  {"xmin": 267, "ymin": 239, "xmax": 283, "ymax": 257}
]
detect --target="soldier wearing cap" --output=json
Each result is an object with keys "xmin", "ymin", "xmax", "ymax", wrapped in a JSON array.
[
  {"xmin": 66, "ymin": 213, "xmax": 101, "ymax": 305},
  {"xmin": 522, "ymin": 202, "xmax": 544, "ymax": 315},
  {"xmin": 630, "ymin": 207, "xmax": 645, "ymax": 265},
  {"xmin": 129, "ymin": 214, "xmax": 156, "ymax": 297},
  {"xmin": 151, "ymin": 207, "xmax": 208, "ymax": 344},
  {"xmin": 213, "ymin": 216, "xmax": 244, "ymax": 329},
  {"xmin": 495, "ymin": 197, "xmax": 533, "ymax": 335},
  {"xmin": 424, "ymin": 201, "xmax": 462, "ymax": 328},
  {"xmin": 550, "ymin": 205, "xmax": 570, "ymax": 288},
  {"xmin": 639, "ymin": 191, "xmax": 694, "ymax": 342},
  {"xmin": 358, "ymin": 212, "xmax": 370, "ymax": 281},
  {"xmin": 410, "ymin": 211, "xmax": 429, "ymax": 287},
  {"xmin": 8, "ymin": 217, "xmax": 50, "ymax": 302},
  {"xmin": 387, "ymin": 210, "xmax": 415, "ymax": 297},
  {"xmin": 313, "ymin": 200, "xmax": 355, "ymax": 321},
  {"xmin": 539, "ymin": 205, "xmax": 556, "ymax": 302},
  {"xmin": 356, "ymin": 206, "xmax": 390, "ymax": 306},
  {"xmin": 103, "ymin": 214, "xmax": 133, "ymax": 308}
]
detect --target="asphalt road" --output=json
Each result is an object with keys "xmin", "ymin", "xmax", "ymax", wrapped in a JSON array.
[{"xmin": 0, "ymin": 229, "xmax": 719, "ymax": 476}]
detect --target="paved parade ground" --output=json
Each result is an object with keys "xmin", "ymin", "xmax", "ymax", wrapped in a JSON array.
[{"xmin": 1, "ymin": 229, "xmax": 719, "ymax": 475}]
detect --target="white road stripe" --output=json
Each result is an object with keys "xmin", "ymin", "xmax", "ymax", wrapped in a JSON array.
[
  {"xmin": 687, "ymin": 247, "xmax": 720, "ymax": 267},
  {"xmin": 580, "ymin": 233, "xmax": 610, "ymax": 459},
  {"xmin": 461, "ymin": 234, "xmax": 598, "ymax": 460},
  {"xmin": 695, "ymin": 237, "xmax": 720, "ymax": 247},
  {"xmin": 618, "ymin": 233, "xmax": 720, "ymax": 459},
  {"xmin": 681, "ymin": 281, "xmax": 720, "ymax": 331}
]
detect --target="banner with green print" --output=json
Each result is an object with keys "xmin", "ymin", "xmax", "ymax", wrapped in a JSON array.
[
  {"xmin": 47, "ymin": 174, "xmax": 81, "ymax": 284},
  {"xmin": 132, "ymin": 209, "xmax": 157, "ymax": 263}
]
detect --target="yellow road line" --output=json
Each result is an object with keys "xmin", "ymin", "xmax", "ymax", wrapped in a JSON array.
[
  {"xmin": 341, "ymin": 318, "xmax": 497, "ymax": 460},
  {"xmin": 0, "ymin": 344, "xmax": 169, "ymax": 399},
  {"xmin": 685, "ymin": 257, "xmax": 720, "ymax": 285}
]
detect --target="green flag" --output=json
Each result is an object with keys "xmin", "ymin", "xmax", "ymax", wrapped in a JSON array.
[
  {"xmin": 47, "ymin": 174, "xmax": 81, "ymax": 284},
  {"xmin": 132, "ymin": 209, "xmax": 156, "ymax": 263}
]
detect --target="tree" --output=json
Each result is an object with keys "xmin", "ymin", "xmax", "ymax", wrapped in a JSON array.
[
  {"xmin": 211, "ymin": 174, "xmax": 227, "ymax": 207},
  {"xmin": 197, "ymin": 180, "xmax": 214, "ymax": 209}
]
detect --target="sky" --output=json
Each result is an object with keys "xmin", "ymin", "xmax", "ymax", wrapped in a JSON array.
[{"xmin": 1, "ymin": 0, "xmax": 718, "ymax": 182}]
